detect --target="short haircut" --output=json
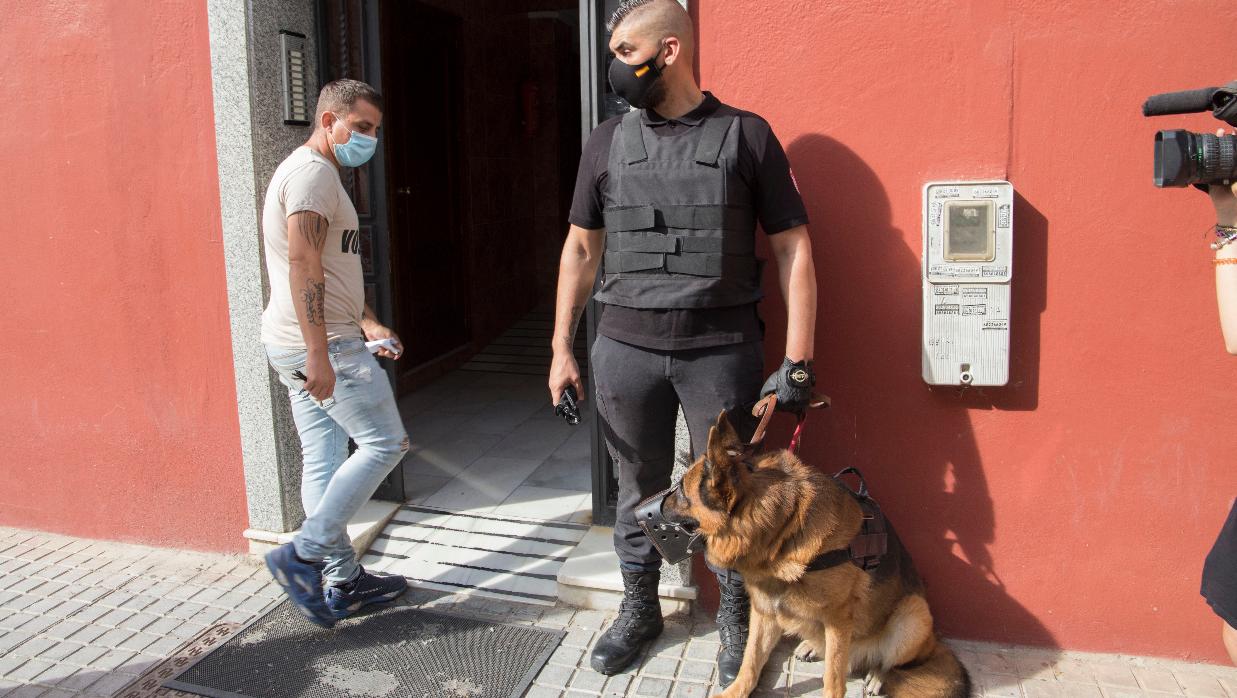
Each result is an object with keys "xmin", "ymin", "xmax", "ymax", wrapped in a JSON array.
[
  {"xmin": 606, "ymin": 0, "xmax": 693, "ymax": 52},
  {"xmin": 606, "ymin": 0, "xmax": 656, "ymax": 32},
  {"xmin": 315, "ymin": 79, "xmax": 383, "ymax": 120}
]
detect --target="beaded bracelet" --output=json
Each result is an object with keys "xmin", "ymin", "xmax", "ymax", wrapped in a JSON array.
[
  {"xmin": 1219, "ymin": 224, "xmax": 1237, "ymax": 237},
  {"xmin": 1213, "ymin": 258, "xmax": 1237, "ymax": 266},
  {"xmin": 1211, "ymin": 231, "xmax": 1237, "ymax": 250}
]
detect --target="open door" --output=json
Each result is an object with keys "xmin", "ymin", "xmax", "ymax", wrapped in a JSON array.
[{"xmin": 380, "ymin": 1, "xmax": 471, "ymax": 383}]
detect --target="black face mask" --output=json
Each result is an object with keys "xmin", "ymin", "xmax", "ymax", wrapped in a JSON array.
[{"xmin": 608, "ymin": 44, "xmax": 667, "ymax": 109}]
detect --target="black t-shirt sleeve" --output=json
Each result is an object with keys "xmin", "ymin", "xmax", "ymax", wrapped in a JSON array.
[
  {"xmin": 739, "ymin": 115, "xmax": 810, "ymax": 234},
  {"xmin": 568, "ymin": 117, "xmax": 621, "ymax": 230}
]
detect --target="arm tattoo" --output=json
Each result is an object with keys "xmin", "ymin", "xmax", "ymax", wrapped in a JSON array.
[
  {"xmin": 563, "ymin": 304, "xmax": 582, "ymax": 344},
  {"xmin": 301, "ymin": 278, "xmax": 325, "ymax": 326},
  {"xmin": 295, "ymin": 212, "xmax": 329, "ymax": 251}
]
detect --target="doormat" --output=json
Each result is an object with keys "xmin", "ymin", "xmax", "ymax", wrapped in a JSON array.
[{"xmin": 160, "ymin": 601, "xmax": 565, "ymax": 698}]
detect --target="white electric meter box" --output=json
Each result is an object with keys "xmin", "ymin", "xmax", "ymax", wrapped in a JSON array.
[{"xmin": 922, "ymin": 181, "xmax": 1013, "ymax": 387}]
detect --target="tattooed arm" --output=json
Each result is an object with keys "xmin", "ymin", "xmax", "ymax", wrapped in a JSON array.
[
  {"xmin": 287, "ymin": 210, "xmax": 335, "ymax": 400},
  {"xmin": 549, "ymin": 224, "xmax": 605, "ymax": 404}
]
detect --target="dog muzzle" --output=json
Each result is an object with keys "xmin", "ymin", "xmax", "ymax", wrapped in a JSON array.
[{"xmin": 635, "ymin": 485, "xmax": 705, "ymax": 565}]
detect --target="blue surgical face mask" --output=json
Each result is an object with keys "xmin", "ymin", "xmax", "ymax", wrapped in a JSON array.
[{"xmin": 329, "ymin": 114, "xmax": 378, "ymax": 167}]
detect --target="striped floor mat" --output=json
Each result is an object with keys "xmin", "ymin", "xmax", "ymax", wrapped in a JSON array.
[
  {"xmin": 459, "ymin": 310, "xmax": 587, "ymax": 376},
  {"xmin": 360, "ymin": 504, "xmax": 590, "ymax": 606}
]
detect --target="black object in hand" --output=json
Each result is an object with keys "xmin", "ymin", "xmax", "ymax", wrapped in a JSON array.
[
  {"xmin": 1142, "ymin": 81, "xmax": 1237, "ymax": 187},
  {"xmin": 555, "ymin": 386, "xmax": 581, "ymax": 425}
]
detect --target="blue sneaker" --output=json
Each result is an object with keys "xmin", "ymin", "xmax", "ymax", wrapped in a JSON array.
[
  {"xmin": 324, "ymin": 567, "xmax": 408, "ymax": 619},
  {"xmin": 264, "ymin": 543, "xmax": 336, "ymax": 628}
]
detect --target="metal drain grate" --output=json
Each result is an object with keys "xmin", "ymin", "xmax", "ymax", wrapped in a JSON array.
[{"xmin": 164, "ymin": 601, "xmax": 564, "ymax": 698}]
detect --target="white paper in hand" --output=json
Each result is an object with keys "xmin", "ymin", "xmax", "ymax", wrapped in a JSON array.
[{"xmin": 366, "ymin": 338, "xmax": 402, "ymax": 356}]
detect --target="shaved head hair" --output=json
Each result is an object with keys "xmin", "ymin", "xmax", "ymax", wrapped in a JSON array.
[
  {"xmin": 314, "ymin": 78, "xmax": 383, "ymax": 121},
  {"xmin": 606, "ymin": 0, "xmax": 694, "ymax": 55}
]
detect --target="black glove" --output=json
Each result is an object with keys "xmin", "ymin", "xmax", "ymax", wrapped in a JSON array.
[{"xmin": 761, "ymin": 357, "xmax": 815, "ymax": 413}]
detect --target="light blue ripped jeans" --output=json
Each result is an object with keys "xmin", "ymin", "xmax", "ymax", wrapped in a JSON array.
[{"xmin": 265, "ymin": 337, "xmax": 409, "ymax": 584}]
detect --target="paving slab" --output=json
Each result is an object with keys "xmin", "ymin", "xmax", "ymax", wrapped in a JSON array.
[{"xmin": 1, "ymin": 526, "xmax": 1235, "ymax": 698}]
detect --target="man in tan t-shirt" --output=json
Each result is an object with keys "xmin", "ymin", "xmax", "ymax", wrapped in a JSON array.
[{"xmin": 260, "ymin": 79, "xmax": 409, "ymax": 629}]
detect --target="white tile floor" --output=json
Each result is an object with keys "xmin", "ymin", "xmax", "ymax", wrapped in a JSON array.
[
  {"xmin": 395, "ymin": 371, "xmax": 594, "ymax": 523},
  {"xmin": 372, "ymin": 314, "xmax": 595, "ymax": 606}
]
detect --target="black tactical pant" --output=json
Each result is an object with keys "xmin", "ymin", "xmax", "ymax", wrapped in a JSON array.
[{"xmin": 591, "ymin": 334, "xmax": 763, "ymax": 573}]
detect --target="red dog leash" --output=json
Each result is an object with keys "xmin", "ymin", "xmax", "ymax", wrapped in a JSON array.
[{"xmin": 789, "ymin": 418, "xmax": 807, "ymax": 453}]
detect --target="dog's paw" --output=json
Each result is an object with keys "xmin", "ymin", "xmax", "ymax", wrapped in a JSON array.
[
  {"xmin": 864, "ymin": 671, "xmax": 885, "ymax": 696},
  {"xmin": 794, "ymin": 639, "xmax": 820, "ymax": 662}
]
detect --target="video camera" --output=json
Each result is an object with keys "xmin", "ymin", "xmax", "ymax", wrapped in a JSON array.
[{"xmin": 1142, "ymin": 81, "xmax": 1237, "ymax": 187}]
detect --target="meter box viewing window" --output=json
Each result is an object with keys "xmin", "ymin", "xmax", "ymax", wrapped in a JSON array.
[{"xmin": 922, "ymin": 181, "xmax": 1013, "ymax": 387}]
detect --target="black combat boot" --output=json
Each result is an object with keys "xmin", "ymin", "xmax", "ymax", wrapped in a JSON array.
[
  {"xmin": 590, "ymin": 570, "xmax": 664, "ymax": 674},
  {"xmin": 715, "ymin": 571, "xmax": 750, "ymax": 688}
]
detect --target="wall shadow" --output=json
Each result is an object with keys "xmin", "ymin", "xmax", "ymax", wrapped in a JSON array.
[{"xmin": 766, "ymin": 134, "xmax": 1057, "ymax": 663}]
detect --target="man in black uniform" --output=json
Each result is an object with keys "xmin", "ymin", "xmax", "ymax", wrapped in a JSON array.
[{"xmin": 548, "ymin": 0, "xmax": 819, "ymax": 683}]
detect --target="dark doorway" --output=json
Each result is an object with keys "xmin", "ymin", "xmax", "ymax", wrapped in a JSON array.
[
  {"xmin": 333, "ymin": 0, "xmax": 586, "ymax": 506},
  {"xmin": 380, "ymin": 2, "xmax": 471, "ymax": 380},
  {"xmin": 370, "ymin": 0, "xmax": 583, "ymax": 396}
]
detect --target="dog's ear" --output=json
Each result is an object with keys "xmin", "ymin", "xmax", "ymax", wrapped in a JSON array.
[
  {"xmin": 707, "ymin": 410, "xmax": 744, "ymax": 462},
  {"xmin": 704, "ymin": 412, "xmax": 748, "ymax": 511}
]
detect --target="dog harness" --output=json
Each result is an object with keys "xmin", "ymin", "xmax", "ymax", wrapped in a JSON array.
[
  {"xmin": 802, "ymin": 467, "xmax": 888, "ymax": 573},
  {"xmin": 636, "ymin": 397, "xmax": 889, "ymax": 571},
  {"xmin": 748, "ymin": 396, "xmax": 887, "ymax": 571}
]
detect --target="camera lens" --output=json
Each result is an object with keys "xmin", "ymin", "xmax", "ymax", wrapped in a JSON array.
[
  {"xmin": 1199, "ymin": 132, "xmax": 1237, "ymax": 183},
  {"xmin": 1155, "ymin": 129, "xmax": 1237, "ymax": 187}
]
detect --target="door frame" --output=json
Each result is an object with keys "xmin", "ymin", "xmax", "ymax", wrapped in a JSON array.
[
  {"xmin": 578, "ymin": 0, "xmax": 689, "ymax": 527},
  {"xmin": 579, "ymin": 0, "xmax": 615, "ymax": 526},
  {"xmin": 319, "ymin": 0, "xmax": 623, "ymax": 517}
]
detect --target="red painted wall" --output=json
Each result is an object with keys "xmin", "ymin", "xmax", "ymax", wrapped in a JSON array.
[
  {"xmin": 0, "ymin": 2, "xmax": 247, "ymax": 551},
  {"xmin": 696, "ymin": 0, "xmax": 1237, "ymax": 663}
]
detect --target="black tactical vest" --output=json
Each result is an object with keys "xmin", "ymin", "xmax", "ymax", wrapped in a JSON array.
[{"xmin": 593, "ymin": 107, "xmax": 762, "ymax": 309}]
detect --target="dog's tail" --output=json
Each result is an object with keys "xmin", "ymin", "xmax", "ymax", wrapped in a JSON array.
[{"xmin": 885, "ymin": 638, "xmax": 972, "ymax": 698}]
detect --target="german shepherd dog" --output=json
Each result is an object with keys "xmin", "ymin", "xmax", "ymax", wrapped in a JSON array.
[{"xmin": 660, "ymin": 411, "xmax": 971, "ymax": 698}]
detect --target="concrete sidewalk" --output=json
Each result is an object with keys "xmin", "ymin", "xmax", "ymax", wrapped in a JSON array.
[{"xmin": 1, "ymin": 526, "xmax": 1234, "ymax": 698}]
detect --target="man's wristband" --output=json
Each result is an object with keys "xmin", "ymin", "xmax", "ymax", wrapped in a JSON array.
[{"xmin": 1212, "ymin": 224, "xmax": 1237, "ymax": 251}]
